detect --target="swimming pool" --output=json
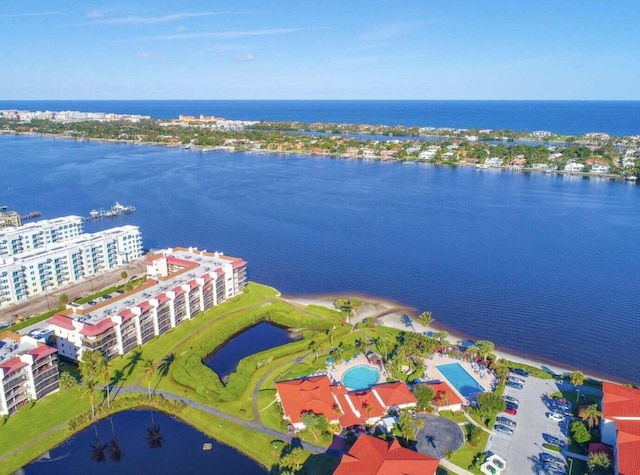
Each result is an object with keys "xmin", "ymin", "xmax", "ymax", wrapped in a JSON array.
[
  {"xmin": 436, "ymin": 363, "xmax": 484, "ymax": 398},
  {"xmin": 342, "ymin": 365, "xmax": 380, "ymax": 390}
]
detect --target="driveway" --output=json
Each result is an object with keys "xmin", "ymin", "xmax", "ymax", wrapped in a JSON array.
[
  {"xmin": 487, "ymin": 376, "xmax": 571, "ymax": 474},
  {"xmin": 415, "ymin": 414, "xmax": 464, "ymax": 460}
]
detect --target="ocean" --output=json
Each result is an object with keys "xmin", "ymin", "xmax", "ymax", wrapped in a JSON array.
[
  {"xmin": 1, "ymin": 100, "xmax": 640, "ymax": 136},
  {"xmin": 1, "ymin": 134, "xmax": 638, "ymax": 383}
]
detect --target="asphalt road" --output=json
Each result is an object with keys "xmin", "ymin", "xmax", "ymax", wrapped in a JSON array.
[{"xmin": 0, "ymin": 259, "xmax": 146, "ymax": 325}]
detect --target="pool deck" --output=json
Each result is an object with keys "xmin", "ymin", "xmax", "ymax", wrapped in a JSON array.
[
  {"xmin": 327, "ymin": 353, "xmax": 389, "ymax": 386},
  {"xmin": 424, "ymin": 352, "xmax": 496, "ymax": 401}
]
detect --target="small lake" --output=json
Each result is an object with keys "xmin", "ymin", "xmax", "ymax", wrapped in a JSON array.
[
  {"xmin": 204, "ymin": 321, "xmax": 300, "ymax": 381},
  {"xmin": 21, "ymin": 410, "xmax": 266, "ymax": 474}
]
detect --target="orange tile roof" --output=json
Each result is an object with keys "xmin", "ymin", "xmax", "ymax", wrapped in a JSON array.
[
  {"xmin": 602, "ymin": 381, "xmax": 640, "ymax": 419},
  {"xmin": 616, "ymin": 426, "xmax": 640, "ymax": 475},
  {"xmin": 334, "ymin": 434, "xmax": 439, "ymax": 475},
  {"xmin": 276, "ymin": 376, "xmax": 338, "ymax": 424},
  {"xmin": 373, "ymin": 381, "xmax": 417, "ymax": 407},
  {"xmin": 427, "ymin": 381, "xmax": 463, "ymax": 407}
]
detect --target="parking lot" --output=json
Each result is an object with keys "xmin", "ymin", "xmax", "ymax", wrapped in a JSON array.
[{"xmin": 487, "ymin": 375, "xmax": 570, "ymax": 474}]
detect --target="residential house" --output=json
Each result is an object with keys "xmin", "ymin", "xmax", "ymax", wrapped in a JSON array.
[
  {"xmin": 333, "ymin": 433, "xmax": 439, "ymax": 475},
  {"xmin": 601, "ymin": 381, "xmax": 640, "ymax": 475}
]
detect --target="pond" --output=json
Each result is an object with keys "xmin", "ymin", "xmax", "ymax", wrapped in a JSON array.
[
  {"xmin": 22, "ymin": 410, "xmax": 267, "ymax": 474},
  {"xmin": 204, "ymin": 321, "xmax": 300, "ymax": 382}
]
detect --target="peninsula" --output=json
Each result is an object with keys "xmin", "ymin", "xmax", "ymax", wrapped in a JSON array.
[{"xmin": 1, "ymin": 109, "xmax": 639, "ymax": 181}]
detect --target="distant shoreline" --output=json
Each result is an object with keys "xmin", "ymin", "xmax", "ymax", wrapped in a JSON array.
[{"xmin": 1, "ymin": 130, "xmax": 634, "ymax": 184}]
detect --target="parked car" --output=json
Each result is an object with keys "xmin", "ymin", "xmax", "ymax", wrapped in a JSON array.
[
  {"xmin": 507, "ymin": 380, "xmax": 523, "ymax": 389},
  {"xmin": 508, "ymin": 375, "xmax": 525, "ymax": 383},
  {"xmin": 494, "ymin": 424, "xmax": 514, "ymax": 435},
  {"xmin": 540, "ymin": 453, "xmax": 564, "ymax": 465},
  {"xmin": 552, "ymin": 397, "xmax": 569, "ymax": 404},
  {"xmin": 549, "ymin": 404, "xmax": 571, "ymax": 416},
  {"xmin": 543, "ymin": 461, "xmax": 566, "ymax": 474},
  {"xmin": 503, "ymin": 395, "xmax": 519, "ymax": 404},
  {"xmin": 543, "ymin": 434, "xmax": 566, "ymax": 447},
  {"xmin": 506, "ymin": 402, "xmax": 519, "ymax": 410},
  {"xmin": 547, "ymin": 412, "xmax": 566, "ymax": 422},
  {"xmin": 505, "ymin": 407, "xmax": 518, "ymax": 416},
  {"xmin": 497, "ymin": 417, "xmax": 517, "ymax": 428},
  {"xmin": 510, "ymin": 367, "xmax": 529, "ymax": 377}
]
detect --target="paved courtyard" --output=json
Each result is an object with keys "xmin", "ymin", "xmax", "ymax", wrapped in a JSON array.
[{"xmin": 415, "ymin": 414, "xmax": 465, "ymax": 460}]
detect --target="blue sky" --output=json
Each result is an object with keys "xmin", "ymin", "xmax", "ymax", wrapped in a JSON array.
[{"xmin": 2, "ymin": 1, "xmax": 639, "ymax": 100}]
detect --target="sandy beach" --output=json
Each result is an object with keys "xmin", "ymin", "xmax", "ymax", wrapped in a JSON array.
[{"xmin": 285, "ymin": 292, "xmax": 597, "ymax": 381}]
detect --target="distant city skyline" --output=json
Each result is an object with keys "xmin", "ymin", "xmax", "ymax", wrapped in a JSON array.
[{"xmin": 2, "ymin": 1, "xmax": 639, "ymax": 100}]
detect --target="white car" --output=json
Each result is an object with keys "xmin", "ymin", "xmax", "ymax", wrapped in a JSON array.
[{"xmin": 547, "ymin": 412, "xmax": 565, "ymax": 422}]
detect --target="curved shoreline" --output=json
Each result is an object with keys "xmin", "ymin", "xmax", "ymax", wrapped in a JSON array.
[
  {"xmin": 285, "ymin": 291, "xmax": 615, "ymax": 384},
  {"xmin": 1, "ymin": 130, "xmax": 636, "ymax": 185}
]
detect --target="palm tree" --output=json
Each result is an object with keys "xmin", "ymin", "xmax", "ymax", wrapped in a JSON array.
[
  {"xmin": 570, "ymin": 370, "xmax": 585, "ymax": 387},
  {"xmin": 120, "ymin": 271, "xmax": 128, "ymax": 285},
  {"xmin": 102, "ymin": 358, "xmax": 112, "ymax": 408},
  {"xmin": 90, "ymin": 435, "xmax": 107, "ymax": 462},
  {"xmin": 143, "ymin": 358, "xmax": 155, "ymax": 399},
  {"xmin": 417, "ymin": 311, "xmax": 434, "ymax": 328},
  {"xmin": 326, "ymin": 327, "xmax": 336, "ymax": 349},
  {"xmin": 84, "ymin": 378, "xmax": 98, "ymax": 419},
  {"xmin": 350, "ymin": 297, "xmax": 361, "ymax": 325},
  {"xmin": 493, "ymin": 363, "xmax": 510, "ymax": 385},
  {"xmin": 414, "ymin": 418, "xmax": 425, "ymax": 439},
  {"xmin": 583, "ymin": 404, "xmax": 603, "ymax": 430}
]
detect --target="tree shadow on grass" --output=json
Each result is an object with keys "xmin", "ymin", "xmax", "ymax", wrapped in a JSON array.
[
  {"xmin": 154, "ymin": 353, "xmax": 175, "ymax": 390},
  {"xmin": 123, "ymin": 349, "xmax": 143, "ymax": 377}
]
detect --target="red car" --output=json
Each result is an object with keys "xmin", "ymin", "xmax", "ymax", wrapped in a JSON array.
[
  {"xmin": 553, "ymin": 397, "xmax": 569, "ymax": 404},
  {"xmin": 505, "ymin": 407, "xmax": 517, "ymax": 416}
]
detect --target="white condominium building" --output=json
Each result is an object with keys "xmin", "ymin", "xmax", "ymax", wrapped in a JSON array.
[
  {"xmin": 0, "ymin": 215, "xmax": 84, "ymax": 256},
  {"xmin": 47, "ymin": 247, "xmax": 247, "ymax": 362},
  {"xmin": 0, "ymin": 331, "xmax": 60, "ymax": 415},
  {"xmin": 0, "ymin": 225, "xmax": 143, "ymax": 307}
]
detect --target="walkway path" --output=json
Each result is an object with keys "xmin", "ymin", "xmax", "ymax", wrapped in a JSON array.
[
  {"xmin": 439, "ymin": 459, "xmax": 476, "ymax": 475},
  {"xmin": 461, "ymin": 411, "xmax": 492, "ymax": 434},
  {"xmin": 117, "ymin": 385, "xmax": 328, "ymax": 454}
]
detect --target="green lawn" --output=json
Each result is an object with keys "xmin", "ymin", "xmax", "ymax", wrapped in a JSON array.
[
  {"xmin": 446, "ymin": 429, "xmax": 490, "ymax": 475},
  {"xmin": 0, "ymin": 385, "xmax": 93, "ymax": 474},
  {"xmin": 437, "ymin": 410, "xmax": 468, "ymax": 423}
]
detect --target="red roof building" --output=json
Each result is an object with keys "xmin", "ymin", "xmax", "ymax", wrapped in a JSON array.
[
  {"xmin": 601, "ymin": 382, "xmax": 640, "ymax": 475},
  {"xmin": 275, "ymin": 375, "xmax": 416, "ymax": 430},
  {"xmin": 333, "ymin": 434, "xmax": 439, "ymax": 475},
  {"xmin": 427, "ymin": 381, "xmax": 464, "ymax": 411}
]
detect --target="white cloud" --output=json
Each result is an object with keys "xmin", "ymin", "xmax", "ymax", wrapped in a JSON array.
[
  {"xmin": 139, "ymin": 27, "xmax": 309, "ymax": 41},
  {"xmin": 0, "ymin": 11, "xmax": 60, "ymax": 18},
  {"xmin": 177, "ymin": 24, "xmax": 187, "ymax": 32},
  {"xmin": 358, "ymin": 21, "xmax": 423, "ymax": 43},
  {"xmin": 235, "ymin": 53, "xmax": 255, "ymax": 62},
  {"xmin": 86, "ymin": 11, "xmax": 103, "ymax": 19},
  {"xmin": 93, "ymin": 12, "xmax": 220, "ymax": 25},
  {"xmin": 136, "ymin": 51, "xmax": 161, "ymax": 59}
]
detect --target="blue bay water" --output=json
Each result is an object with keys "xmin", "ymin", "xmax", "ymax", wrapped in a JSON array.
[
  {"xmin": 1, "ymin": 100, "xmax": 640, "ymax": 135},
  {"xmin": 1, "ymin": 134, "xmax": 639, "ymax": 383}
]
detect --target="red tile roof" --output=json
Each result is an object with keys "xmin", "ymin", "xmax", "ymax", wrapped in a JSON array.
[
  {"xmin": 79, "ymin": 318, "xmax": 116, "ymax": 337},
  {"xmin": 276, "ymin": 376, "xmax": 338, "ymax": 424},
  {"xmin": 29, "ymin": 344, "xmax": 57, "ymax": 361},
  {"xmin": 334, "ymin": 434, "xmax": 439, "ymax": 475},
  {"xmin": 336, "ymin": 388, "xmax": 386, "ymax": 428},
  {"xmin": 616, "ymin": 425, "xmax": 640, "ymax": 475},
  {"xmin": 373, "ymin": 382, "xmax": 417, "ymax": 407},
  {"xmin": 47, "ymin": 314, "xmax": 75, "ymax": 331},
  {"xmin": 427, "ymin": 381, "xmax": 464, "ymax": 407},
  {"xmin": 156, "ymin": 293, "xmax": 170, "ymax": 304},
  {"xmin": 119, "ymin": 309, "xmax": 135, "ymax": 321},
  {"xmin": 0, "ymin": 356, "xmax": 28, "ymax": 377},
  {"xmin": 173, "ymin": 287, "xmax": 186, "ymax": 296},
  {"xmin": 166, "ymin": 256, "xmax": 198, "ymax": 269},
  {"xmin": 602, "ymin": 381, "xmax": 640, "ymax": 419},
  {"xmin": 232, "ymin": 259, "xmax": 247, "ymax": 270},
  {"xmin": 138, "ymin": 300, "xmax": 153, "ymax": 312}
]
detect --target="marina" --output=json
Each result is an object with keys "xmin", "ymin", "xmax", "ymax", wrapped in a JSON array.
[{"xmin": 85, "ymin": 202, "xmax": 135, "ymax": 220}]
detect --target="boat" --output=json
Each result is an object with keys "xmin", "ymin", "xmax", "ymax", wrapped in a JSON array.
[{"xmin": 86, "ymin": 202, "xmax": 135, "ymax": 220}]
